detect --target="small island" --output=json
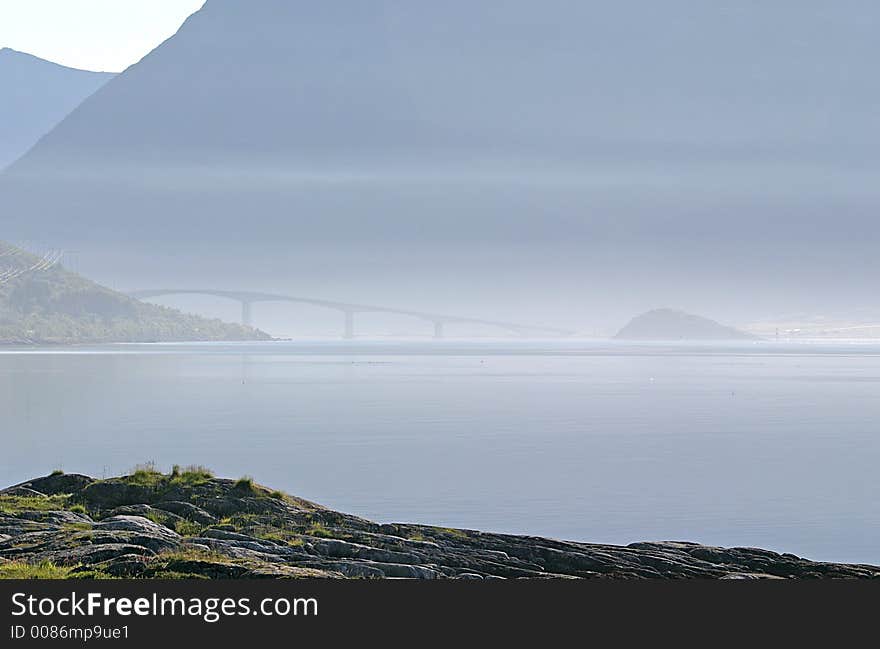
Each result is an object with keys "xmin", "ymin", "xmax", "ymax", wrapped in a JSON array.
[
  {"xmin": 615, "ymin": 308, "xmax": 758, "ymax": 341},
  {"xmin": 2, "ymin": 469, "xmax": 876, "ymax": 579}
]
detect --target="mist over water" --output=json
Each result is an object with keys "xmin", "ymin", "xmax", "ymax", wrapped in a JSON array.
[{"xmin": 3, "ymin": 340, "xmax": 879, "ymax": 564}]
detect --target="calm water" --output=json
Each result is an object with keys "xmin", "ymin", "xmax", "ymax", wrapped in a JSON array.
[{"xmin": 2, "ymin": 340, "xmax": 879, "ymax": 564}]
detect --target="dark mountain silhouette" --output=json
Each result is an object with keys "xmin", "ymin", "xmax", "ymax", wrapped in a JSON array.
[
  {"xmin": 0, "ymin": 48, "xmax": 113, "ymax": 170},
  {"xmin": 0, "ymin": 1, "xmax": 877, "ymax": 323},
  {"xmin": 615, "ymin": 309, "xmax": 757, "ymax": 341}
]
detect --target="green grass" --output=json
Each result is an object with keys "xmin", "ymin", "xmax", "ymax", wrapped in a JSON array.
[
  {"xmin": 155, "ymin": 548, "xmax": 232, "ymax": 564},
  {"xmin": 0, "ymin": 494, "xmax": 71, "ymax": 514},
  {"xmin": 120, "ymin": 463, "xmax": 215, "ymax": 489},
  {"xmin": 0, "ymin": 560, "xmax": 73, "ymax": 579},
  {"xmin": 125, "ymin": 463, "xmax": 165, "ymax": 487},
  {"xmin": 147, "ymin": 571, "xmax": 210, "ymax": 580},
  {"xmin": 170, "ymin": 465, "xmax": 214, "ymax": 486},
  {"xmin": 435, "ymin": 527, "xmax": 469, "ymax": 540},
  {"xmin": 253, "ymin": 526, "xmax": 305, "ymax": 547},
  {"xmin": 305, "ymin": 522, "xmax": 334, "ymax": 538},
  {"xmin": 0, "ymin": 560, "xmax": 114, "ymax": 580},
  {"xmin": 233, "ymin": 476, "xmax": 256, "ymax": 494},
  {"xmin": 217, "ymin": 513, "xmax": 259, "ymax": 528},
  {"xmin": 68, "ymin": 504, "xmax": 88, "ymax": 515},
  {"xmin": 67, "ymin": 569, "xmax": 116, "ymax": 580},
  {"xmin": 50, "ymin": 469, "xmax": 64, "ymax": 477},
  {"xmin": 269, "ymin": 490, "xmax": 286, "ymax": 500},
  {"xmin": 141, "ymin": 510, "xmax": 172, "ymax": 527},
  {"xmin": 174, "ymin": 520, "xmax": 204, "ymax": 537},
  {"xmin": 143, "ymin": 509, "xmax": 204, "ymax": 536}
]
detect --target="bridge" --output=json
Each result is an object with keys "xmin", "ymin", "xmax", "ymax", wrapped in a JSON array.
[{"xmin": 128, "ymin": 289, "xmax": 573, "ymax": 339}]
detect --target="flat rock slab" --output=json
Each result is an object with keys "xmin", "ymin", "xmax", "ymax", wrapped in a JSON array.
[{"xmin": 35, "ymin": 543, "xmax": 158, "ymax": 566}]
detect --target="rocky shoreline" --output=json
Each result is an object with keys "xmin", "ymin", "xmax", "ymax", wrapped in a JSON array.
[{"xmin": 2, "ymin": 469, "xmax": 877, "ymax": 579}]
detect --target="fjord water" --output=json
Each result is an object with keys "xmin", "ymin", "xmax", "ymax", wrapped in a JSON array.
[{"xmin": 2, "ymin": 340, "xmax": 878, "ymax": 564}]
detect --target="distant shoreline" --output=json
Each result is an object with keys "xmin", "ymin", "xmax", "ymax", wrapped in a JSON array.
[{"xmin": 7, "ymin": 335, "xmax": 879, "ymax": 347}]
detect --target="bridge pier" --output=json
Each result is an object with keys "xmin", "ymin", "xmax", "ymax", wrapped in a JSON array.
[
  {"xmin": 433, "ymin": 321, "xmax": 445, "ymax": 339},
  {"xmin": 343, "ymin": 311, "xmax": 355, "ymax": 339},
  {"xmin": 240, "ymin": 301, "xmax": 253, "ymax": 328}
]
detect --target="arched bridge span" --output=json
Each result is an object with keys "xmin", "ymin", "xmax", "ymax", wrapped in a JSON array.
[{"xmin": 128, "ymin": 289, "xmax": 573, "ymax": 339}]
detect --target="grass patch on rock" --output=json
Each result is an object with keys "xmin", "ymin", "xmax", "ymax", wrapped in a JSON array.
[
  {"xmin": 232, "ymin": 476, "xmax": 256, "ymax": 494},
  {"xmin": 155, "ymin": 548, "xmax": 231, "ymax": 564},
  {"xmin": 125, "ymin": 463, "xmax": 165, "ymax": 487},
  {"xmin": 0, "ymin": 494, "xmax": 71, "ymax": 514},
  {"xmin": 174, "ymin": 520, "xmax": 204, "ymax": 537},
  {"xmin": 125, "ymin": 461, "xmax": 214, "ymax": 487},
  {"xmin": 170, "ymin": 465, "xmax": 214, "ymax": 486},
  {"xmin": 434, "ymin": 527, "xmax": 469, "ymax": 540},
  {"xmin": 253, "ymin": 526, "xmax": 305, "ymax": 547},
  {"xmin": 306, "ymin": 522, "xmax": 335, "ymax": 538},
  {"xmin": 0, "ymin": 560, "xmax": 73, "ymax": 579},
  {"xmin": 0, "ymin": 560, "xmax": 111, "ymax": 580},
  {"xmin": 62, "ymin": 522, "xmax": 93, "ymax": 532},
  {"xmin": 143, "ymin": 548, "xmax": 247, "ymax": 579}
]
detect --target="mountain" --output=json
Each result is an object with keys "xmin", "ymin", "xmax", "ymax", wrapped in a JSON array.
[
  {"xmin": 615, "ymin": 309, "xmax": 757, "ymax": 341},
  {"xmin": 0, "ymin": 241, "xmax": 268, "ymax": 343},
  {"xmin": 1, "ymin": 2, "xmax": 878, "ymax": 324},
  {"xmin": 0, "ymin": 48, "xmax": 113, "ymax": 171}
]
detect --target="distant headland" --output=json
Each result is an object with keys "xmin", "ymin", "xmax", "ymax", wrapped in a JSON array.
[{"xmin": 0, "ymin": 241, "xmax": 269, "ymax": 344}]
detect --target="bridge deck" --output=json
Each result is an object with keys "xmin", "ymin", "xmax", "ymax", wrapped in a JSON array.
[{"xmin": 129, "ymin": 289, "xmax": 573, "ymax": 337}]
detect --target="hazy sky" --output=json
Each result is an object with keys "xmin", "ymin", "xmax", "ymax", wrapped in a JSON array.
[
  {"xmin": 3, "ymin": 0, "xmax": 879, "ymax": 332},
  {"xmin": 0, "ymin": 0, "xmax": 203, "ymax": 72}
]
